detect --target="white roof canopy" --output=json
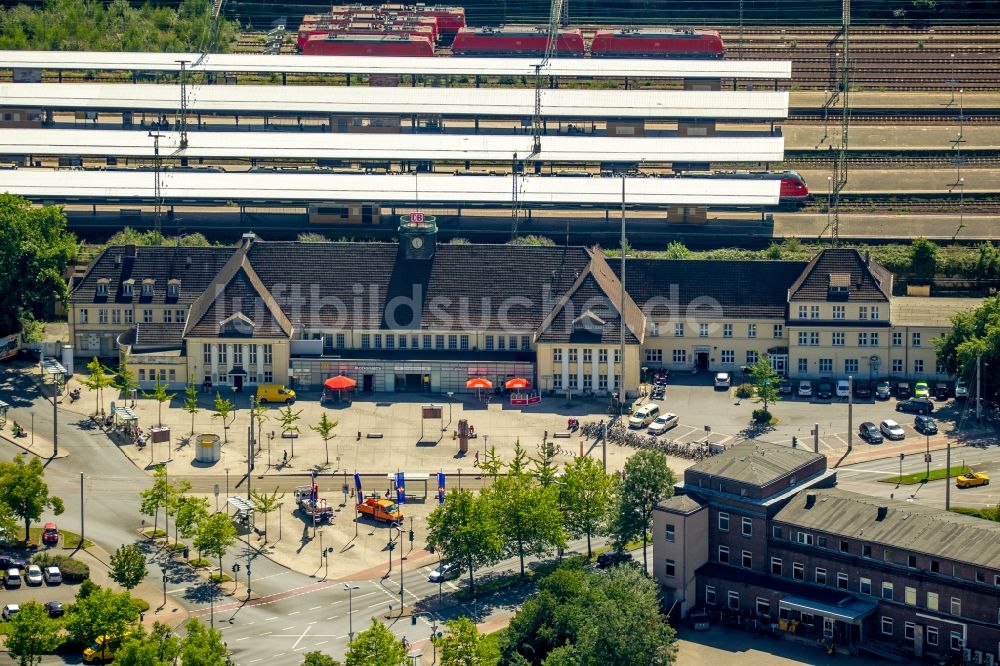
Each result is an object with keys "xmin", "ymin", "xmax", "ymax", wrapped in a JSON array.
[
  {"xmin": 1, "ymin": 169, "xmax": 781, "ymax": 207},
  {"xmin": 0, "ymin": 129, "xmax": 785, "ymax": 163},
  {"xmin": 0, "ymin": 83, "xmax": 789, "ymax": 120},
  {"xmin": 0, "ymin": 51, "xmax": 792, "ymax": 79}
]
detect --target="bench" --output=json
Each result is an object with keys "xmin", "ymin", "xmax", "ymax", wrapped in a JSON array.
[
  {"xmin": 553, "ymin": 431, "xmax": 572, "ymax": 439},
  {"xmin": 366, "ymin": 433, "xmax": 384, "ymax": 439}
]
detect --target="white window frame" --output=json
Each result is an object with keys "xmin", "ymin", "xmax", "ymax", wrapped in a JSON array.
[
  {"xmin": 881, "ymin": 616, "xmax": 893, "ymax": 636},
  {"xmin": 718, "ymin": 512, "xmax": 729, "ymax": 532}
]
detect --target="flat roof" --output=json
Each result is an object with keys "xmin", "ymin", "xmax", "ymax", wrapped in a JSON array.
[
  {"xmin": 0, "ymin": 83, "xmax": 789, "ymax": 120},
  {"xmin": 1, "ymin": 169, "xmax": 781, "ymax": 207},
  {"xmin": 890, "ymin": 296, "xmax": 981, "ymax": 328},
  {"xmin": 0, "ymin": 129, "xmax": 785, "ymax": 162},
  {"xmin": 0, "ymin": 51, "xmax": 792, "ymax": 79}
]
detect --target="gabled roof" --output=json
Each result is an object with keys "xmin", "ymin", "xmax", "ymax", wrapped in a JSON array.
[
  {"xmin": 788, "ymin": 248, "xmax": 891, "ymax": 303},
  {"xmin": 774, "ymin": 488, "xmax": 1000, "ymax": 570},
  {"xmin": 534, "ymin": 249, "xmax": 645, "ymax": 345},
  {"xmin": 686, "ymin": 439, "xmax": 825, "ymax": 488},
  {"xmin": 183, "ymin": 242, "xmax": 293, "ymax": 339}
]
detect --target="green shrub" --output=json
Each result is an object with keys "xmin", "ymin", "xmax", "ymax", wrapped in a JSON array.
[
  {"xmin": 31, "ymin": 553, "xmax": 90, "ymax": 582},
  {"xmin": 133, "ymin": 598, "xmax": 150, "ymax": 613},
  {"xmin": 752, "ymin": 408, "xmax": 773, "ymax": 424},
  {"xmin": 735, "ymin": 384, "xmax": 754, "ymax": 399},
  {"xmin": 189, "ymin": 557, "xmax": 210, "ymax": 568}
]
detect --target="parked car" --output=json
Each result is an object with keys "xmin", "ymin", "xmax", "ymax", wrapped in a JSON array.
[
  {"xmin": 835, "ymin": 380, "xmax": 850, "ymax": 398},
  {"xmin": 647, "ymin": 413, "xmax": 679, "ymax": 436},
  {"xmin": 896, "ymin": 382, "xmax": 912, "ymax": 399},
  {"xmin": 914, "ymin": 381, "xmax": 930, "ymax": 398},
  {"xmin": 596, "ymin": 550, "xmax": 633, "ymax": 569},
  {"xmin": 41, "ymin": 522, "xmax": 59, "ymax": 546},
  {"xmin": 4, "ymin": 568, "xmax": 20, "ymax": 588},
  {"xmin": 934, "ymin": 383, "xmax": 950, "ymax": 400},
  {"xmin": 427, "ymin": 562, "xmax": 461, "ymax": 583},
  {"xmin": 797, "ymin": 381, "xmax": 813, "ymax": 397},
  {"xmin": 880, "ymin": 419, "xmax": 906, "ymax": 441},
  {"xmin": 896, "ymin": 398, "xmax": 934, "ymax": 415},
  {"xmin": 42, "ymin": 566, "xmax": 62, "ymax": 585},
  {"xmin": 778, "ymin": 379, "xmax": 794, "ymax": 395},
  {"xmin": 816, "ymin": 380, "xmax": 833, "ymax": 399},
  {"xmin": 955, "ymin": 380, "xmax": 968, "ymax": 399},
  {"xmin": 875, "ymin": 381, "xmax": 892, "ymax": 400},
  {"xmin": 858, "ymin": 422, "xmax": 883, "ymax": 443},
  {"xmin": 914, "ymin": 415, "xmax": 938, "ymax": 435},
  {"xmin": 44, "ymin": 600, "xmax": 64, "ymax": 618},
  {"xmin": 0, "ymin": 556, "xmax": 26, "ymax": 571},
  {"xmin": 714, "ymin": 372, "xmax": 731, "ymax": 389},
  {"xmin": 628, "ymin": 404, "xmax": 660, "ymax": 429},
  {"xmin": 255, "ymin": 384, "xmax": 296, "ymax": 405},
  {"xmin": 956, "ymin": 472, "xmax": 990, "ymax": 488},
  {"xmin": 2, "ymin": 604, "xmax": 19, "ymax": 621},
  {"xmin": 25, "ymin": 564, "xmax": 42, "ymax": 586},
  {"xmin": 854, "ymin": 381, "xmax": 873, "ymax": 399}
]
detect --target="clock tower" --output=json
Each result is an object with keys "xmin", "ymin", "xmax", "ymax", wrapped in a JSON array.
[{"xmin": 398, "ymin": 211, "xmax": 437, "ymax": 260}]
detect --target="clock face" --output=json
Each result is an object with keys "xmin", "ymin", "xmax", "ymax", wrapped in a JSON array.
[{"xmin": 411, "ymin": 237, "xmax": 424, "ymax": 249}]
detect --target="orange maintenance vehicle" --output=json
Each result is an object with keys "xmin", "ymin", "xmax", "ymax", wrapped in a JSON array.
[{"xmin": 357, "ymin": 497, "xmax": 403, "ymax": 525}]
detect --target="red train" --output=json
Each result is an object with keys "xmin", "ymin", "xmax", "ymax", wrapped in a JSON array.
[
  {"xmin": 451, "ymin": 26, "xmax": 585, "ymax": 57},
  {"xmin": 591, "ymin": 27, "xmax": 724, "ymax": 58},
  {"xmin": 679, "ymin": 171, "xmax": 810, "ymax": 206},
  {"xmin": 379, "ymin": 4, "xmax": 466, "ymax": 36},
  {"xmin": 302, "ymin": 33, "xmax": 434, "ymax": 57},
  {"xmin": 298, "ymin": 19, "xmax": 438, "ymax": 50}
]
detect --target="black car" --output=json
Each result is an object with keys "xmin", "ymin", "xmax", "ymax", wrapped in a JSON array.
[
  {"xmin": 778, "ymin": 379, "xmax": 794, "ymax": 395},
  {"xmin": 44, "ymin": 601, "xmax": 64, "ymax": 618},
  {"xmin": 596, "ymin": 551, "xmax": 633, "ymax": 569},
  {"xmin": 858, "ymin": 422, "xmax": 883, "ymax": 443},
  {"xmin": 896, "ymin": 398, "xmax": 934, "ymax": 415},
  {"xmin": 853, "ymin": 382, "xmax": 873, "ymax": 399},
  {"xmin": 0, "ymin": 556, "xmax": 26, "ymax": 571},
  {"xmin": 914, "ymin": 415, "xmax": 938, "ymax": 435},
  {"xmin": 896, "ymin": 383, "xmax": 912, "ymax": 399},
  {"xmin": 934, "ymin": 383, "xmax": 950, "ymax": 400},
  {"xmin": 816, "ymin": 380, "xmax": 834, "ymax": 399}
]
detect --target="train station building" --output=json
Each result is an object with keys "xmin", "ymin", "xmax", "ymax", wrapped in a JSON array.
[{"xmin": 68, "ymin": 229, "xmax": 973, "ymax": 396}]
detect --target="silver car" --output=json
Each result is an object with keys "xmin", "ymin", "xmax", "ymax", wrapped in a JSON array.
[
  {"xmin": 428, "ymin": 562, "xmax": 460, "ymax": 583},
  {"xmin": 880, "ymin": 419, "xmax": 906, "ymax": 441},
  {"xmin": 647, "ymin": 413, "xmax": 679, "ymax": 436}
]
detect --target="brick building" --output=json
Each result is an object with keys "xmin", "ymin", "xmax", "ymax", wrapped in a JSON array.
[{"xmin": 654, "ymin": 441, "xmax": 1000, "ymax": 662}]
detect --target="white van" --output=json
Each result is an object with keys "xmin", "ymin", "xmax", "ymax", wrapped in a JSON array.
[{"xmin": 628, "ymin": 403, "xmax": 661, "ymax": 429}]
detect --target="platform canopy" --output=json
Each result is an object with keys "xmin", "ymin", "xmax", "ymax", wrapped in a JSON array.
[
  {"xmin": 0, "ymin": 129, "xmax": 785, "ymax": 163},
  {"xmin": 0, "ymin": 169, "xmax": 781, "ymax": 207},
  {"xmin": 0, "ymin": 83, "xmax": 789, "ymax": 120},
  {"xmin": 0, "ymin": 50, "xmax": 793, "ymax": 80}
]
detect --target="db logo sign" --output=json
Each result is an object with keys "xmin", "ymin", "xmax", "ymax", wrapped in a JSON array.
[{"xmin": 409, "ymin": 211, "xmax": 425, "ymax": 224}]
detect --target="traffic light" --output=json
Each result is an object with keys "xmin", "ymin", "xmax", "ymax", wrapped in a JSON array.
[{"xmin": 409, "ymin": 530, "xmax": 415, "ymax": 543}]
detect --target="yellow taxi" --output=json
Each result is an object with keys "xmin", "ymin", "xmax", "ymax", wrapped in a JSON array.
[{"xmin": 956, "ymin": 472, "xmax": 990, "ymax": 489}]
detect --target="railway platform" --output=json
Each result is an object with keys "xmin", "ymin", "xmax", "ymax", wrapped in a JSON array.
[
  {"xmin": 783, "ymin": 125, "xmax": 1000, "ymax": 151},
  {"xmin": 774, "ymin": 213, "xmax": 1000, "ymax": 241},
  {"xmin": 790, "ymin": 90, "xmax": 1000, "ymax": 110},
  {"xmin": 797, "ymin": 167, "xmax": 998, "ymax": 194}
]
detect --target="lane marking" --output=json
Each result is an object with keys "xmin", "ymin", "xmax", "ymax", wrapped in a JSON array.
[
  {"xmin": 290, "ymin": 626, "xmax": 311, "ymax": 651},
  {"xmin": 288, "ymin": 611, "xmax": 300, "ymax": 616},
  {"xmin": 308, "ymin": 606, "xmax": 321, "ymax": 611}
]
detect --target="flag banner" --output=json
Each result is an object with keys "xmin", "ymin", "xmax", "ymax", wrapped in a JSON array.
[
  {"xmin": 354, "ymin": 472, "xmax": 363, "ymax": 505},
  {"xmin": 396, "ymin": 471, "xmax": 406, "ymax": 505},
  {"xmin": 437, "ymin": 471, "xmax": 446, "ymax": 504}
]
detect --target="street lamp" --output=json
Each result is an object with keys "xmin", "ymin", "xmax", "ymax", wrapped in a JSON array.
[
  {"xmin": 826, "ymin": 176, "xmax": 832, "ymax": 230},
  {"xmin": 411, "ymin": 611, "xmax": 440, "ymax": 664},
  {"xmin": 445, "ymin": 392, "xmax": 454, "ymax": 428},
  {"xmin": 344, "ymin": 584, "xmax": 360, "ymax": 643}
]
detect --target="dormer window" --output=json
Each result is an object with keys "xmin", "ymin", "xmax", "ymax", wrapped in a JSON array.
[
  {"xmin": 167, "ymin": 279, "xmax": 180, "ymax": 299},
  {"xmin": 122, "ymin": 279, "xmax": 134, "ymax": 297},
  {"xmin": 828, "ymin": 273, "xmax": 850, "ymax": 301},
  {"xmin": 96, "ymin": 279, "xmax": 109, "ymax": 297},
  {"xmin": 141, "ymin": 279, "xmax": 155, "ymax": 297}
]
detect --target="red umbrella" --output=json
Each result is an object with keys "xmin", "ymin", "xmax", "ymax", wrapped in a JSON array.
[
  {"xmin": 505, "ymin": 377, "xmax": 530, "ymax": 390},
  {"xmin": 466, "ymin": 377, "xmax": 492, "ymax": 390},
  {"xmin": 324, "ymin": 375, "xmax": 357, "ymax": 391}
]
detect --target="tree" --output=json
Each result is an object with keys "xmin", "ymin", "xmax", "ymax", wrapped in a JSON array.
[
  {"xmin": 426, "ymin": 489, "xmax": 504, "ymax": 598},
  {"xmin": 344, "ymin": 618, "xmax": 407, "ymax": 666},
  {"xmin": 179, "ymin": 618, "xmax": 228, "ymax": 666},
  {"xmin": 109, "ymin": 544, "xmax": 147, "ymax": 591},
  {"xmin": 65, "ymin": 585, "xmax": 141, "ymax": 646},
  {"xmin": 249, "ymin": 487, "xmax": 284, "ymax": 543},
  {"xmin": 909, "ymin": 237, "xmax": 939, "ymax": 280},
  {"xmin": 507, "ymin": 439, "xmax": 529, "ymax": 475},
  {"xmin": 479, "ymin": 444, "xmax": 504, "ymax": 481},
  {"xmin": 211, "ymin": 392, "xmax": 235, "ymax": 443},
  {"xmin": 301, "ymin": 652, "xmax": 340, "ymax": 666},
  {"xmin": 194, "ymin": 511, "xmax": 238, "ymax": 574},
  {"xmin": 748, "ymin": 354, "xmax": 781, "ymax": 414},
  {"xmin": 5, "ymin": 600, "xmax": 63, "ymax": 666},
  {"xmin": 81, "ymin": 356, "xmax": 116, "ymax": 415},
  {"xmin": 614, "ymin": 450, "xmax": 675, "ymax": 572},
  {"xmin": 174, "ymin": 495, "xmax": 210, "ymax": 548},
  {"xmin": 435, "ymin": 616, "xmax": 499, "ymax": 666},
  {"xmin": 560, "ymin": 455, "xmax": 616, "ymax": 558},
  {"xmin": 116, "ymin": 353, "xmax": 138, "ymax": 403},
  {"xmin": 530, "ymin": 440, "xmax": 559, "ymax": 487},
  {"xmin": 0, "ymin": 455, "xmax": 64, "ymax": 540},
  {"xmin": 144, "ymin": 378, "xmax": 177, "ymax": 428},
  {"xmin": 165, "ymin": 478, "xmax": 192, "ymax": 544},
  {"xmin": 935, "ymin": 294, "xmax": 1000, "ymax": 402},
  {"xmin": 139, "ymin": 466, "xmax": 170, "ymax": 538},
  {"xmin": 113, "ymin": 622, "xmax": 181, "ymax": 666},
  {"xmin": 183, "ymin": 382, "xmax": 200, "ymax": 435},
  {"xmin": 486, "ymin": 474, "xmax": 565, "ymax": 577},
  {"xmin": 277, "ymin": 405, "xmax": 303, "ymax": 438},
  {"xmin": 309, "ymin": 413, "xmax": 338, "ymax": 464},
  {"xmin": 0, "ymin": 195, "xmax": 77, "ymax": 337}
]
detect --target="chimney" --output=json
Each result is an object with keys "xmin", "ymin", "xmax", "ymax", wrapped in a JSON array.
[
  {"xmin": 125, "ymin": 244, "xmax": 137, "ymax": 260},
  {"xmin": 241, "ymin": 232, "xmax": 256, "ymax": 247},
  {"xmin": 186, "ymin": 256, "xmax": 192, "ymax": 268},
  {"xmin": 114, "ymin": 253, "xmax": 122, "ymax": 266},
  {"xmin": 865, "ymin": 250, "xmax": 871, "ymax": 266},
  {"xmin": 804, "ymin": 492, "xmax": 816, "ymax": 509},
  {"xmin": 876, "ymin": 506, "xmax": 888, "ymax": 521}
]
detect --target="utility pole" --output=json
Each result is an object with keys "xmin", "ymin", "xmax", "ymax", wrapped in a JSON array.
[
  {"xmin": 847, "ymin": 375, "xmax": 853, "ymax": 450},
  {"xmin": 511, "ymin": 152, "xmax": 521, "ymax": 240},
  {"xmin": 176, "ymin": 60, "xmax": 190, "ymax": 150},
  {"xmin": 830, "ymin": 0, "xmax": 851, "ymax": 244},
  {"xmin": 619, "ymin": 174, "xmax": 626, "ymax": 412},
  {"xmin": 148, "ymin": 131, "xmax": 165, "ymax": 235},
  {"xmin": 52, "ymin": 384, "xmax": 58, "ymax": 457},
  {"xmin": 79, "ymin": 473, "xmax": 84, "ymax": 544},
  {"xmin": 975, "ymin": 353, "xmax": 982, "ymax": 422}
]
